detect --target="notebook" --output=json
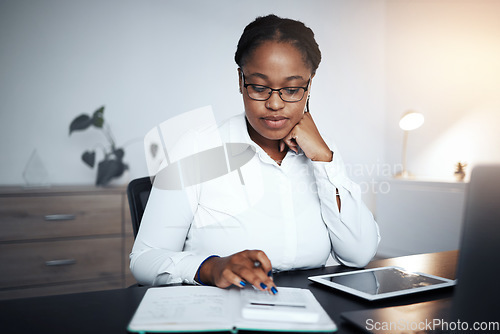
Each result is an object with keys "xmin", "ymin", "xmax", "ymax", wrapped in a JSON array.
[
  {"xmin": 341, "ymin": 164, "xmax": 500, "ymax": 333},
  {"xmin": 127, "ymin": 286, "xmax": 337, "ymax": 333}
]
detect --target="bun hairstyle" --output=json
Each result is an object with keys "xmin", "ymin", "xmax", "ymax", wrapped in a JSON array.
[{"xmin": 235, "ymin": 14, "xmax": 322, "ymax": 74}]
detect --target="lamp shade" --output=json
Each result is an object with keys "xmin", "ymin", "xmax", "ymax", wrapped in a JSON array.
[{"xmin": 399, "ymin": 111, "xmax": 424, "ymax": 131}]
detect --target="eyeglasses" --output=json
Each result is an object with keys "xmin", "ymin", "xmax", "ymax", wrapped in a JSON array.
[{"xmin": 241, "ymin": 71, "xmax": 310, "ymax": 103}]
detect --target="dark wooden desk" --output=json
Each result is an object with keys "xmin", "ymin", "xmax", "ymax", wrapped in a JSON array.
[{"xmin": 0, "ymin": 251, "xmax": 458, "ymax": 334}]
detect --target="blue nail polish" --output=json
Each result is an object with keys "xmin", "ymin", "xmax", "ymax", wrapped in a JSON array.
[
  {"xmin": 260, "ymin": 283, "xmax": 267, "ymax": 289},
  {"xmin": 267, "ymin": 270, "xmax": 273, "ymax": 277},
  {"xmin": 240, "ymin": 281, "xmax": 246, "ymax": 287},
  {"xmin": 271, "ymin": 286, "xmax": 278, "ymax": 295}
]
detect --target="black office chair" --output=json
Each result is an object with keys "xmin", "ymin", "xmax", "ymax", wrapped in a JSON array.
[{"xmin": 127, "ymin": 176, "xmax": 153, "ymax": 238}]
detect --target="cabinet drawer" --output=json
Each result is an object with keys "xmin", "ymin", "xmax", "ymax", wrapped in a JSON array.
[
  {"xmin": 0, "ymin": 278, "xmax": 123, "ymax": 300},
  {"xmin": 0, "ymin": 238, "xmax": 122, "ymax": 288},
  {"xmin": 0, "ymin": 194, "xmax": 122, "ymax": 241}
]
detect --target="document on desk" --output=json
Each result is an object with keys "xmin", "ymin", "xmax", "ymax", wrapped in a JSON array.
[{"xmin": 127, "ymin": 286, "xmax": 337, "ymax": 333}]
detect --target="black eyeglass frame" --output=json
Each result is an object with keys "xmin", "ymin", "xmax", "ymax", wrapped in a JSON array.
[{"xmin": 240, "ymin": 71, "xmax": 311, "ymax": 103}]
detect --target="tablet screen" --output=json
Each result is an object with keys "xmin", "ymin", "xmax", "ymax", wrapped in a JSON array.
[{"xmin": 308, "ymin": 267, "xmax": 455, "ymax": 300}]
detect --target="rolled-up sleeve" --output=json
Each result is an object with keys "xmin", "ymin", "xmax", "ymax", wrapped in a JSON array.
[{"xmin": 129, "ymin": 184, "xmax": 210, "ymax": 285}]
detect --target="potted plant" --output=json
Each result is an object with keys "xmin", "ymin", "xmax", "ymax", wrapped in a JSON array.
[{"xmin": 69, "ymin": 106, "xmax": 128, "ymax": 186}]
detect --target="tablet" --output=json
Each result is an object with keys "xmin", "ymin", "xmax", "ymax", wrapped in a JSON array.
[{"xmin": 308, "ymin": 266, "xmax": 456, "ymax": 301}]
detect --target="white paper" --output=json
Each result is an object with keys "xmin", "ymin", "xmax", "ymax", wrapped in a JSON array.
[
  {"xmin": 128, "ymin": 286, "xmax": 235, "ymax": 331},
  {"xmin": 240, "ymin": 288, "xmax": 319, "ymax": 323}
]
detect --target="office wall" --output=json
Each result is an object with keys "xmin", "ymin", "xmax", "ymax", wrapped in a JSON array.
[
  {"xmin": 384, "ymin": 0, "xmax": 500, "ymax": 180},
  {"xmin": 0, "ymin": 0, "xmax": 386, "ymax": 197}
]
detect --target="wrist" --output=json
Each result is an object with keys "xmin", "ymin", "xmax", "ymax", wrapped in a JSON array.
[
  {"xmin": 311, "ymin": 149, "xmax": 333, "ymax": 162},
  {"xmin": 196, "ymin": 255, "xmax": 220, "ymax": 285}
]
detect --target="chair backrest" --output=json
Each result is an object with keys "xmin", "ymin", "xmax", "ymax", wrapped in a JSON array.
[{"xmin": 127, "ymin": 176, "xmax": 153, "ymax": 238}]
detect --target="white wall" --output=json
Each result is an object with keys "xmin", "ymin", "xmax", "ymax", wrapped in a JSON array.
[
  {"xmin": 0, "ymin": 0, "xmax": 386, "ymax": 198},
  {"xmin": 384, "ymin": 0, "xmax": 500, "ymax": 180}
]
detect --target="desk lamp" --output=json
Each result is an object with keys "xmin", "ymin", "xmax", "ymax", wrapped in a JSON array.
[{"xmin": 395, "ymin": 111, "xmax": 424, "ymax": 178}]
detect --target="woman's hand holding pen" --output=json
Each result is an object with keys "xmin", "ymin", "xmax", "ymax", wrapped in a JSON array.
[
  {"xmin": 280, "ymin": 111, "xmax": 333, "ymax": 163},
  {"xmin": 196, "ymin": 250, "xmax": 278, "ymax": 294}
]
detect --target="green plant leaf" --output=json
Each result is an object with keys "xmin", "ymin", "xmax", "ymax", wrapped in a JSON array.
[
  {"xmin": 150, "ymin": 143, "xmax": 158, "ymax": 158},
  {"xmin": 69, "ymin": 114, "xmax": 93, "ymax": 134},
  {"xmin": 81, "ymin": 150, "xmax": 96, "ymax": 168},
  {"xmin": 113, "ymin": 148, "xmax": 124, "ymax": 160},
  {"xmin": 92, "ymin": 106, "xmax": 105, "ymax": 128},
  {"xmin": 95, "ymin": 159, "xmax": 127, "ymax": 186}
]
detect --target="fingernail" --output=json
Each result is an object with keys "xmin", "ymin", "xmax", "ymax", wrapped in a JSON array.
[
  {"xmin": 240, "ymin": 281, "xmax": 246, "ymax": 287},
  {"xmin": 260, "ymin": 283, "xmax": 267, "ymax": 290},
  {"xmin": 267, "ymin": 270, "xmax": 273, "ymax": 277},
  {"xmin": 271, "ymin": 286, "xmax": 278, "ymax": 295}
]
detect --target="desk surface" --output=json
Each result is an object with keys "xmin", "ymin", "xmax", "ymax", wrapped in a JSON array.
[{"xmin": 0, "ymin": 251, "xmax": 458, "ymax": 334}]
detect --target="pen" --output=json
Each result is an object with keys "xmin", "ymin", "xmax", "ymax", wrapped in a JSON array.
[{"xmin": 250, "ymin": 302, "xmax": 305, "ymax": 308}]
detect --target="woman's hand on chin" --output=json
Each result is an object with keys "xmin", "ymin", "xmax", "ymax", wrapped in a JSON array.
[
  {"xmin": 197, "ymin": 250, "xmax": 278, "ymax": 294},
  {"xmin": 280, "ymin": 112, "xmax": 333, "ymax": 162}
]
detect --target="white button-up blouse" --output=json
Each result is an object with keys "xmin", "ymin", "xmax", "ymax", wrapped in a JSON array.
[{"xmin": 130, "ymin": 113, "xmax": 380, "ymax": 286}]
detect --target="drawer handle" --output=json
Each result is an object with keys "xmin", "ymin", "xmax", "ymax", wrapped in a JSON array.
[
  {"xmin": 44, "ymin": 214, "xmax": 76, "ymax": 221},
  {"xmin": 45, "ymin": 259, "xmax": 77, "ymax": 266}
]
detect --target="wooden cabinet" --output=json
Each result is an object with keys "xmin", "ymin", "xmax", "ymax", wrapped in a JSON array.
[{"xmin": 0, "ymin": 186, "xmax": 137, "ymax": 300}]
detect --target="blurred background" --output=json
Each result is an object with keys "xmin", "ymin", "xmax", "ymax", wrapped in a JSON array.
[
  {"xmin": 1, "ymin": 0, "xmax": 499, "ymax": 298},
  {"xmin": 2, "ymin": 0, "xmax": 499, "ymax": 186}
]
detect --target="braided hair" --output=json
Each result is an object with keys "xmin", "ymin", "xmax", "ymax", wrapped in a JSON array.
[{"xmin": 235, "ymin": 14, "xmax": 322, "ymax": 74}]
